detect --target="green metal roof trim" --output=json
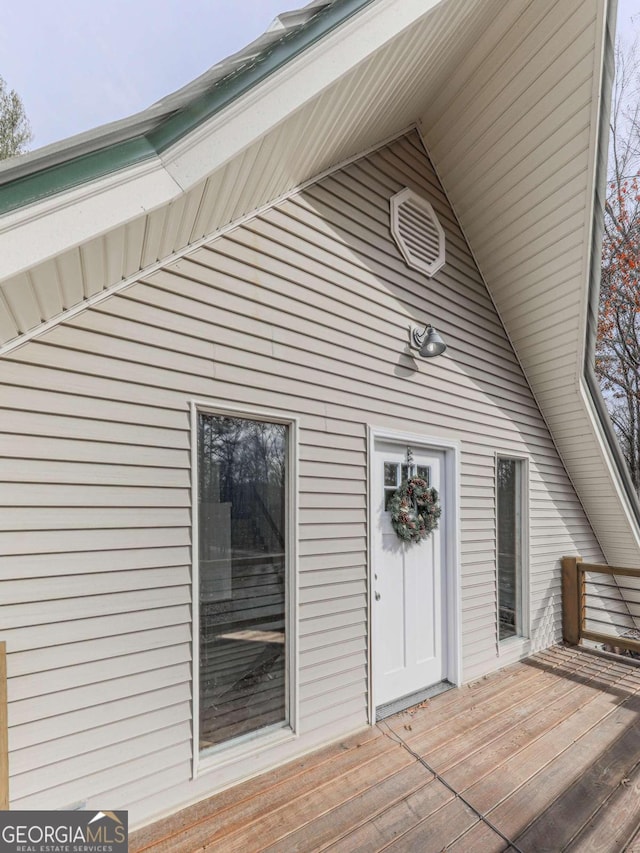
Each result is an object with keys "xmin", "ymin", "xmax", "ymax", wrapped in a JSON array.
[
  {"xmin": 0, "ymin": 137, "xmax": 156, "ymax": 217},
  {"xmin": 0, "ymin": 0, "xmax": 375, "ymax": 218}
]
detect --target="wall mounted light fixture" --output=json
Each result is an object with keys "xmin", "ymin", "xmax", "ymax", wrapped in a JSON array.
[{"xmin": 410, "ymin": 324, "xmax": 447, "ymax": 358}]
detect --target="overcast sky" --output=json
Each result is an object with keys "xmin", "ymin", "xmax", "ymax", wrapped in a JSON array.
[
  {"xmin": 0, "ymin": 0, "xmax": 298, "ymax": 150},
  {"xmin": 2, "ymin": 0, "xmax": 640, "ymax": 153},
  {"xmin": 619, "ymin": 0, "xmax": 640, "ymax": 47}
]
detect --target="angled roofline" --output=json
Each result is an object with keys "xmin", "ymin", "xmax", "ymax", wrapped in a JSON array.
[
  {"xmin": 582, "ymin": 0, "xmax": 640, "ymax": 530},
  {"xmin": 0, "ymin": 0, "xmax": 634, "ymax": 560},
  {"xmin": 0, "ymin": 0, "xmax": 375, "ymax": 217},
  {"xmin": 1, "ymin": 0, "xmax": 633, "ymax": 546}
]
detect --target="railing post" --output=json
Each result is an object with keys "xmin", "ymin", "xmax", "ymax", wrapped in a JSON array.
[
  {"xmin": 562, "ymin": 556, "xmax": 583, "ymax": 645},
  {"xmin": 0, "ymin": 642, "xmax": 7, "ymax": 809}
]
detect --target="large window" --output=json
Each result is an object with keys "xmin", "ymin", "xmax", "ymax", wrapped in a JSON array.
[
  {"xmin": 496, "ymin": 456, "xmax": 526, "ymax": 641},
  {"xmin": 198, "ymin": 412, "xmax": 288, "ymax": 752}
]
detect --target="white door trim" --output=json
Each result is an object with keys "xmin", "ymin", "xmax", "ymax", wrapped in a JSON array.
[{"xmin": 367, "ymin": 426, "xmax": 462, "ymax": 724}]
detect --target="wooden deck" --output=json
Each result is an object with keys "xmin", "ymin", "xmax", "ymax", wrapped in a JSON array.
[{"xmin": 131, "ymin": 645, "xmax": 640, "ymax": 852}]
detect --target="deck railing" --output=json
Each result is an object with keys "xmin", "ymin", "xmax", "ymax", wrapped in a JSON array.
[{"xmin": 562, "ymin": 556, "xmax": 640, "ymax": 654}]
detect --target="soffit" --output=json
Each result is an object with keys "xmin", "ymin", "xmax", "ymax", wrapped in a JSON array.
[
  {"xmin": 420, "ymin": 0, "xmax": 601, "ymax": 456},
  {"xmin": 0, "ymin": 0, "xmax": 604, "ymax": 371},
  {"xmin": 424, "ymin": 0, "xmax": 600, "ymax": 379},
  {"xmin": 421, "ymin": 0, "xmax": 640, "ymax": 565},
  {"xmin": 0, "ymin": 0, "xmax": 489, "ymax": 350}
]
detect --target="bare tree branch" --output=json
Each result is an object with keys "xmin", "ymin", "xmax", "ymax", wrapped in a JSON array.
[{"xmin": 596, "ymin": 38, "xmax": 640, "ymax": 491}]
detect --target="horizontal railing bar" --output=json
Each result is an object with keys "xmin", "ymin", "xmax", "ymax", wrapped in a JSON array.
[
  {"xmin": 580, "ymin": 563, "xmax": 640, "ymax": 579},
  {"xmin": 586, "ymin": 629, "xmax": 640, "ymax": 637},
  {"xmin": 585, "ymin": 606, "xmax": 640, "ymax": 618},
  {"xmin": 585, "ymin": 606, "xmax": 638, "ymax": 618},
  {"xmin": 582, "ymin": 629, "xmax": 640, "ymax": 654},
  {"xmin": 594, "ymin": 589, "xmax": 640, "ymax": 599},
  {"xmin": 585, "ymin": 619, "xmax": 640, "ymax": 633},
  {"xmin": 586, "ymin": 586, "xmax": 640, "ymax": 595},
  {"xmin": 585, "ymin": 611, "xmax": 640, "ymax": 622},
  {"xmin": 585, "ymin": 614, "xmax": 640, "ymax": 625},
  {"xmin": 585, "ymin": 592, "xmax": 640, "ymax": 606},
  {"xmin": 585, "ymin": 582, "xmax": 639, "ymax": 590},
  {"xmin": 583, "ymin": 594, "xmax": 640, "ymax": 613},
  {"xmin": 586, "ymin": 615, "xmax": 640, "ymax": 625}
]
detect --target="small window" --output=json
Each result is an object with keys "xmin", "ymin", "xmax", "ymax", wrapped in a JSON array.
[
  {"xmin": 496, "ymin": 456, "xmax": 527, "ymax": 641},
  {"xmin": 384, "ymin": 462, "xmax": 400, "ymax": 511},
  {"xmin": 383, "ymin": 460, "xmax": 431, "ymax": 510},
  {"xmin": 390, "ymin": 187, "xmax": 445, "ymax": 277}
]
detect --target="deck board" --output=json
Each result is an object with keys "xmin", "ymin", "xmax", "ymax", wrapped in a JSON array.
[
  {"xmin": 220, "ymin": 746, "xmax": 416, "ymax": 853},
  {"xmin": 463, "ymin": 664, "xmax": 640, "ymax": 815},
  {"xmin": 139, "ymin": 733, "xmax": 401, "ymax": 853},
  {"xmin": 324, "ymin": 775, "xmax": 455, "ymax": 852},
  {"xmin": 383, "ymin": 797, "xmax": 480, "ymax": 851},
  {"xmin": 131, "ymin": 645, "xmax": 640, "ymax": 853},
  {"xmin": 442, "ymin": 660, "xmax": 636, "ymax": 792},
  {"xmin": 443, "ymin": 820, "xmax": 511, "ymax": 853},
  {"xmin": 260, "ymin": 762, "xmax": 429, "ymax": 852},
  {"xmin": 570, "ymin": 756, "xmax": 640, "ymax": 852},
  {"xmin": 401, "ymin": 658, "xmax": 592, "ymax": 769},
  {"xmin": 514, "ymin": 699, "xmax": 640, "ymax": 852}
]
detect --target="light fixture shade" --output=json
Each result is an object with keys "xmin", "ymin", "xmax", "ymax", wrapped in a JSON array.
[
  {"xmin": 420, "ymin": 326, "xmax": 447, "ymax": 357},
  {"xmin": 411, "ymin": 324, "xmax": 447, "ymax": 358}
]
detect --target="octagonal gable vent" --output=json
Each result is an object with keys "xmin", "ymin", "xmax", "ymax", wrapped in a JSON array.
[{"xmin": 390, "ymin": 188, "xmax": 445, "ymax": 277}]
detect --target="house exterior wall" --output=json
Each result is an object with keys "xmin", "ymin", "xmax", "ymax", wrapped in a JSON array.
[{"xmin": 0, "ymin": 131, "xmax": 603, "ymax": 827}]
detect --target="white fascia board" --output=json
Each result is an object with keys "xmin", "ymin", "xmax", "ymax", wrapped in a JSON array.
[
  {"xmin": 0, "ymin": 157, "xmax": 182, "ymax": 283},
  {"xmin": 161, "ymin": 0, "xmax": 449, "ymax": 190},
  {"xmin": 575, "ymin": 0, "xmax": 609, "ymax": 372}
]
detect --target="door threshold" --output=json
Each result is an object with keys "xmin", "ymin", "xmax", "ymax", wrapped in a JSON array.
[{"xmin": 375, "ymin": 680, "xmax": 453, "ymax": 721}]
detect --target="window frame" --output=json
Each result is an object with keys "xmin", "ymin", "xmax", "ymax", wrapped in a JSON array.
[
  {"xmin": 495, "ymin": 453, "xmax": 530, "ymax": 648},
  {"xmin": 191, "ymin": 400, "xmax": 299, "ymax": 779}
]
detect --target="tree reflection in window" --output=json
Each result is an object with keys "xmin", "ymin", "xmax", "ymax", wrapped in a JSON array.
[{"xmin": 198, "ymin": 413, "xmax": 287, "ymax": 751}]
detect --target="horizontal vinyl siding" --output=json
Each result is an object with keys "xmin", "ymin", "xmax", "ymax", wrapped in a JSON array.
[
  {"xmin": 0, "ymin": 131, "xmax": 602, "ymax": 825},
  {"xmin": 423, "ymin": 0, "xmax": 640, "ymax": 564}
]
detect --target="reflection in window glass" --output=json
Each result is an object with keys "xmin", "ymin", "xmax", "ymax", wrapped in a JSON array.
[
  {"xmin": 384, "ymin": 462, "xmax": 398, "ymax": 511},
  {"xmin": 198, "ymin": 413, "xmax": 287, "ymax": 751},
  {"xmin": 497, "ymin": 457, "xmax": 523, "ymax": 640},
  {"xmin": 416, "ymin": 465, "xmax": 430, "ymax": 484},
  {"xmin": 384, "ymin": 463, "xmax": 398, "ymax": 487}
]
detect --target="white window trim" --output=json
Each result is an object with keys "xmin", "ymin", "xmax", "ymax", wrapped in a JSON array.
[
  {"xmin": 495, "ymin": 452, "xmax": 530, "ymax": 656},
  {"xmin": 190, "ymin": 399, "xmax": 299, "ymax": 780},
  {"xmin": 390, "ymin": 186, "xmax": 446, "ymax": 277},
  {"xmin": 367, "ymin": 426, "xmax": 462, "ymax": 724}
]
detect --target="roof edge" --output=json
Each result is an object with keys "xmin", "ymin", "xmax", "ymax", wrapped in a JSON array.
[
  {"xmin": 582, "ymin": 0, "xmax": 640, "ymax": 535},
  {"xmin": 0, "ymin": 122, "xmax": 416, "ymax": 358},
  {"xmin": 0, "ymin": 0, "xmax": 375, "ymax": 218}
]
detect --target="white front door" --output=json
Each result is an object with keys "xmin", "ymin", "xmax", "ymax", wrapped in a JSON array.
[{"xmin": 373, "ymin": 440, "xmax": 447, "ymax": 708}]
